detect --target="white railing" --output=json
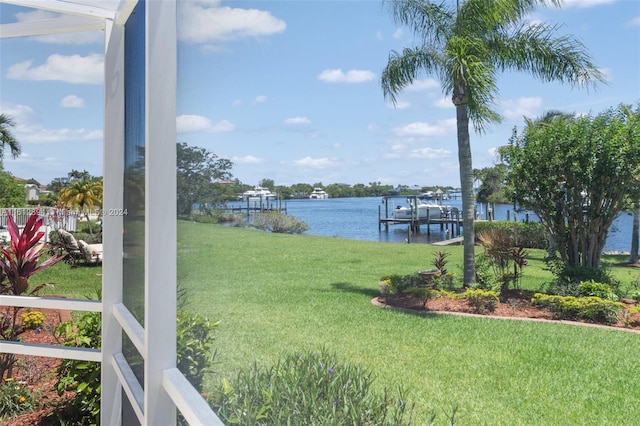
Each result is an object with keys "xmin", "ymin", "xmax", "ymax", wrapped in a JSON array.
[
  {"xmin": 0, "ymin": 295, "xmax": 223, "ymax": 425},
  {"xmin": 0, "ymin": 208, "xmax": 79, "ymax": 232}
]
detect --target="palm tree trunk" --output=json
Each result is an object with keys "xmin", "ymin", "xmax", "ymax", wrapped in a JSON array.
[
  {"xmin": 630, "ymin": 206, "xmax": 639, "ymax": 264},
  {"xmin": 455, "ymin": 100, "xmax": 475, "ymax": 287}
]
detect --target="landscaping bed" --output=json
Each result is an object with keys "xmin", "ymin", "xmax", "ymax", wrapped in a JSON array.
[
  {"xmin": 1, "ymin": 309, "xmax": 73, "ymax": 426},
  {"xmin": 374, "ymin": 289, "xmax": 640, "ymax": 332}
]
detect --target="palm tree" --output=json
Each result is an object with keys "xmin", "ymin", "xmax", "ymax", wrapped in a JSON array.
[
  {"xmin": 0, "ymin": 113, "xmax": 22, "ymax": 166},
  {"xmin": 381, "ymin": 0, "xmax": 604, "ymax": 286},
  {"xmin": 59, "ymin": 178, "xmax": 103, "ymax": 234}
]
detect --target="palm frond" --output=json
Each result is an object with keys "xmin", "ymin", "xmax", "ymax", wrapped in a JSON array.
[
  {"xmin": 384, "ymin": 0, "xmax": 453, "ymax": 48},
  {"xmin": 490, "ymin": 22, "xmax": 606, "ymax": 89},
  {"xmin": 0, "ymin": 113, "xmax": 21, "ymax": 160},
  {"xmin": 381, "ymin": 47, "xmax": 446, "ymax": 104}
]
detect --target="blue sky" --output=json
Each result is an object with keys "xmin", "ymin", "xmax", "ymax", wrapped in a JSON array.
[{"xmin": 1, "ymin": 0, "xmax": 639, "ymax": 188}]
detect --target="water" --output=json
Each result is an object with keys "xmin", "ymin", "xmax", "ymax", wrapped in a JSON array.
[{"xmin": 231, "ymin": 196, "xmax": 634, "ymax": 253}]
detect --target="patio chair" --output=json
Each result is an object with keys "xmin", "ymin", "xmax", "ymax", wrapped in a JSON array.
[{"xmin": 57, "ymin": 229, "xmax": 102, "ymax": 265}]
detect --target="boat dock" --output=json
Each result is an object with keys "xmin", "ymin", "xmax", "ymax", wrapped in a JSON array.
[{"xmin": 378, "ymin": 195, "xmax": 463, "ymax": 242}]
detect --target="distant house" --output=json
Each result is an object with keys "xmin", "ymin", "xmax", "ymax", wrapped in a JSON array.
[
  {"xmin": 22, "ymin": 182, "xmax": 52, "ymax": 202},
  {"xmin": 25, "ymin": 183, "xmax": 39, "ymax": 201}
]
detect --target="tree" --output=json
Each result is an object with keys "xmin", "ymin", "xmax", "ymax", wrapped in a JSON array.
[
  {"xmin": 0, "ymin": 171, "xmax": 26, "ymax": 207},
  {"xmin": 381, "ymin": 0, "xmax": 604, "ymax": 286},
  {"xmin": 0, "ymin": 113, "xmax": 21, "ymax": 166},
  {"xmin": 176, "ymin": 142, "xmax": 234, "ymax": 215},
  {"xmin": 474, "ymin": 164, "xmax": 512, "ymax": 205},
  {"xmin": 501, "ymin": 104, "xmax": 640, "ymax": 269},
  {"xmin": 59, "ymin": 177, "xmax": 103, "ymax": 234}
]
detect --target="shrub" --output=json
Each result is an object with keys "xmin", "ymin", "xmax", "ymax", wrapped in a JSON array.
[
  {"xmin": 50, "ymin": 309, "xmax": 219, "ymax": 423},
  {"xmin": 176, "ymin": 311, "xmax": 220, "ymax": 393},
  {"xmin": 208, "ymin": 348, "xmax": 420, "ymax": 425},
  {"xmin": 578, "ymin": 280, "xmax": 618, "ymax": 301},
  {"xmin": 545, "ymin": 260, "xmax": 620, "ymax": 297},
  {"xmin": 531, "ymin": 293, "xmax": 624, "ymax": 324},
  {"xmin": 379, "ymin": 274, "xmax": 421, "ymax": 295},
  {"xmin": 476, "ymin": 228, "xmax": 528, "ymax": 291},
  {"xmin": 252, "ymin": 212, "xmax": 309, "ymax": 234},
  {"xmin": 52, "ymin": 312, "xmax": 102, "ymax": 425},
  {"xmin": 0, "ymin": 378, "xmax": 35, "ymax": 420},
  {"xmin": 474, "ymin": 221, "xmax": 547, "ymax": 249},
  {"xmin": 452, "ymin": 289, "xmax": 500, "ymax": 314}
]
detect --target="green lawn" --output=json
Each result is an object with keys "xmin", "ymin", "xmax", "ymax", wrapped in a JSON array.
[
  {"xmin": 176, "ymin": 222, "xmax": 640, "ymax": 425},
  {"xmin": 30, "ymin": 222, "xmax": 640, "ymax": 424}
]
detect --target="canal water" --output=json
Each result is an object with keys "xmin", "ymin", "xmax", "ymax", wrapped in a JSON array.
[{"xmin": 231, "ymin": 196, "xmax": 634, "ymax": 253}]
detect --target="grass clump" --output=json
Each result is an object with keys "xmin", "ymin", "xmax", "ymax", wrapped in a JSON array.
[{"xmin": 208, "ymin": 348, "xmax": 422, "ymax": 426}]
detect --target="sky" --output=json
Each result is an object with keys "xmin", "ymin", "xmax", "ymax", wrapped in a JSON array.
[{"xmin": 1, "ymin": 0, "xmax": 639, "ymax": 189}]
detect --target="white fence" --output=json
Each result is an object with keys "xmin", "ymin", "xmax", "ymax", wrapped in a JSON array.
[{"xmin": 0, "ymin": 208, "xmax": 79, "ymax": 242}]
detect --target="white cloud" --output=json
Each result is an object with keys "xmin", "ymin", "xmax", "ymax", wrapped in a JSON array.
[
  {"xmin": 20, "ymin": 127, "xmax": 102, "ymax": 144},
  {"xmin": 284, "ymin": 117, "xmax": 311, "ymax": 124},
  {"xmin": 393, "ymin": 28, "xmax": 403, "ymax": 39},
  {"xmin": 630, "ymin": 16, "xmax": 640, "ymax": 27},
  {"xmin": 376, "ymin": 30, "xmax": 383, "ymax": 40},
  {"xmin": 406, "ymin": 78, "xmax": 440, "ymax": 91},
  {"xmin": 254, "ymin": 95, "xmax": 267, "ymax": 103},
  {"xmin": 232, "ymin": 99, "xmax": 242, "ymax": 107},
  {"xmin": 386, "ymin": 100, "xmax": 410, "ymax": 109},
  {"xmin": 409, "ymin": 148, "xmax": 452, "ymax": 159},
  {"xmin": 500, "ymin": 97, "xmax": 543, "ymax": 120},
  {"xmin": 563, "ymin": 0, "xmax": 615, "ymax": 8},
  {"xmin": 1, "ymin": 101, "xmax": 101, "ymax": 143},
  {"xmin": 394, "ymin": 119, "xmax": 456, "ymax": 137},
  {"xmin": 178, "ymin": 1, "xmax": 286, "ymax": 43},
  {"xmin": 232, "ymin": 155, "xmax": 266, "ymax": 164},
  {"xmin": 61, "ymin": 95, "xmax": 85, "ymax": 108},
  {"xmin": 176, "ymin": 115, "xmax": 234, "ymax": 133},
  {"xmin": 318, "ymin": 69, "xmax": 375, "ymax": 83},
  {"xmin": 434, "ymin": 96, "xmax": 454, "ymax": 109},
  {"xmin": 293, "ymin": 156, "xmax": 333, "ymax": 169},
  {"xmin": 7, "ymin": 54, "xmax": 103, "ymax": 84}
]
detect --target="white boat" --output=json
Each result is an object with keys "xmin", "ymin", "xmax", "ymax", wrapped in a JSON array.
[
  {"xmin": 309, "ymin": 188, "xmax": 329, "ymax": 199},
  {"xmin": 241, "ymin": 186, "xmax": 277, "ymax": 203},
  {"xmin": 392, "ymin": 199, "xmax": 448, "ymax": 220}
]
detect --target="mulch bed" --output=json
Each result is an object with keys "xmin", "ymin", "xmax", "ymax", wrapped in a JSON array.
[
  {"xmin": 373, "ymin": 289, "xmax": 640, "ymax": 333},
  {"xmin": 1, "ymin": 309, "xmax": 75, "ymax": 426}
]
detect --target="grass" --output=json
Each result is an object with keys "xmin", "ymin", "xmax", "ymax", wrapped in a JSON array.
[
  {"xmin": 24, "ymin": 222, "xmax": 640, "ymax": 424},
  {"xmin": 176, "ymin": 222, "xmax": 640, "ymax": 425}
]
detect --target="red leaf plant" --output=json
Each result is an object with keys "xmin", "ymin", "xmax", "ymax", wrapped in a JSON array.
[
  {"xmin": 0, "ymin": 209, "xmax": 65, "ymax": 296},
  {"xmin": 1, "ymin": 210, "xmax": 66, "ymax": 382}
]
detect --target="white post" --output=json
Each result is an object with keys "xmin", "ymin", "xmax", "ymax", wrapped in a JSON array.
[
  {"xmin": 101, "ymin": 18, "xmax": 125, "ymax": 426},
  {"xmin": 145, "ymin": 0, "xmax": 177, "ymax": 424}
]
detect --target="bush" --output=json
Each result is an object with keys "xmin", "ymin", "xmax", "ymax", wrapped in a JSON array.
[
  {"xmin": 0, "ymin": 378, "xmax": 35, "ymax": 420},
  {"xmin": 189, "ymin": 212, "xmax": 246, "ymax": 227},
  {"xmin": 475, "ymin": 221, "xmax": 547, "ymax": 249},
  {"xmin": 545, "ymin": 260, "xmax": 620, "ymax": 297},
  {"xmin": 531, "ymin": 293, "xmax": 624, "ymax": 324},
  {"xmin": 208, "ymin": 348, "xmax": 420, "ymax": 425},
  {"xmin": 452, "ymin": 289, "xmax": 500, "ymax": 314},
  {"xmin": 578, "ymin": 280, "xmax": 618, "ymax": 301},
  {"xmin": 50, "ymin": 310, "xmax": 218, "ymax": 423},
  {"xmin": 176, "ymin": 311, "xmax": 220, "ymax": 393},
  {"xmin": 252, "ymin": 212, "xmax": 309, "ymax": 234},
  {"xmin": 51, "ymin": 312, "xmax": 102, "ymax": 425},
  {"xmin": 379, "ymin": 274, "xmax": 421, "ymax": 295}
]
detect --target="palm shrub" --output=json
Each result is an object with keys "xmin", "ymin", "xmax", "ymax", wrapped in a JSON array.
[
  {"xmin": 477, "ymin": 228, "xmax": 529, "ymax": 291},
  {"xmin": 209, "ymin": 348, "xmax": 421, "ymax": 425}
]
